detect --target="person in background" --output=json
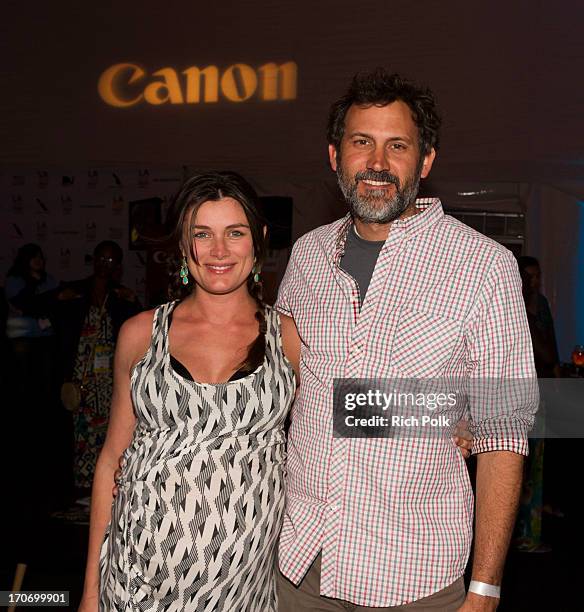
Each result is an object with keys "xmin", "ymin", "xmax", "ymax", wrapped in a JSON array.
[
  {"xmin": 4, "ymin": 243, "xmax": 58, "ymax": 390},
  {"xmin": 4, "ymin": 244, "xmax": 61, "ymax": 519},
  {"xmin": 514, "ymin": 255, "xmax": 561, "ymax": 552},
  {"xmin": 51, "ymin": 241, "xmax": 141, "ymax": 505},
  {"xmin": 517, "ymin": 256, "xmax": 561, "ymax": 379}
]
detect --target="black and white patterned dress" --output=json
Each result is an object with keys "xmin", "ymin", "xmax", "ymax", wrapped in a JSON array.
[{"xmin": 99, "ymin": 302, "xmax": 295, "ymax": 611}]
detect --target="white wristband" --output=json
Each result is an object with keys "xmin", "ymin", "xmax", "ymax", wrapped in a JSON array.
[{"xmin": 468, "ymin": 580, "xmax": 501, "ymax": 598}]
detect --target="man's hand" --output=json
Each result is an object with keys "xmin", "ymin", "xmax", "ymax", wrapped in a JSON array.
[
  {"xmin": 453, "ymin": 419, "xmax": 473, "ymax": 459},
  {"xmin": 458, "ymin": 591, "xmax": 498, "ymax": 611},
  {"xmin": 111, "ymin": 455, "xmax": 124, "ymax": 497}
]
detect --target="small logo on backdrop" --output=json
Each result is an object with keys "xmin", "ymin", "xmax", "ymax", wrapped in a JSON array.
[
  {"xmin": 61, "ymin": 195, "xmax": 73, "ymax": 215},
  {"xmin": 60, "ymin": 248, "xmax": 71, "ymax": 269},
  {"xmin": 36, "ymin": 198, "xmax": 49, "ymax": 214},
  {"xmin": 62, "ymin": 175, "xmax": 75, "ymax": 187},
  {"xmin": 11, "ymin": 175, "xmax": 25, "ymax": 187},
  {"xmin": 11, "ymin": 195, "xmax": 23, "ymax": 213},
  {"xmin": 86, "ymin": 222, "xmax": 97, "ymax": 241},
  {"xmin": 138, "ymin": 169, "xmax": 150, "ymax": 188},
  {"xmin": 37, "ymin": 170, "xmax": 49, "ymax": 188},
  {"xmin": 87, "ymin": 170, "xmax": 99, "ymax": 188},
  {"xmin": 11, "ymin": 223, "xmax": 24, "ymax": 239},
  {"xmin": 152, "ymin": 250, "xmax": 172, "ymax": 265},
  {"xmin": 36, "ymin": 221, "xmax": 48, "ymax": 241}
]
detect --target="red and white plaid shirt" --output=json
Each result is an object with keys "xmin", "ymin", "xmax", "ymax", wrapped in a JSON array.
[{"xmin": 275, "ymin": 198, "xmax": 537, "ymax": 606}]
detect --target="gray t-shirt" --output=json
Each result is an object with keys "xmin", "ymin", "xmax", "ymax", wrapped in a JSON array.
[{"xmin": 340, "ymin": 225, "xmax": 385, "ymax": 305}]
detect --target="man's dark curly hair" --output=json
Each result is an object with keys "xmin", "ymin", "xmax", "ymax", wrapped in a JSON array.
[{"xmin": 326, "ymin": 69, "xmax": 442, "ymax": 156}]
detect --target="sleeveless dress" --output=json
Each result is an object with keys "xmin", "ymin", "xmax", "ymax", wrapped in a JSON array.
[{"xmin": 99, "ymin": 302, "xmax": 295, "ymax": 611}]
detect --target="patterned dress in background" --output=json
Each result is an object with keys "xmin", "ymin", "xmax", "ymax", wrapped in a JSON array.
[
  {"xmin": 100, "ymin": 302, "xmax": 296, "ymax": 611},
  {"xmin": 73, "ymin": 305, "xmax": 115, "ymax": 489}
]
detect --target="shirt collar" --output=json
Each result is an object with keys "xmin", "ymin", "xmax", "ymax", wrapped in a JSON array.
[{"xmin": 333, "ymin": 197, "xmax": 444, "ymax": 261}]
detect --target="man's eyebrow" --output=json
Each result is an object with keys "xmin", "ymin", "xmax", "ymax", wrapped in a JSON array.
[
  {"xmin": 386, "ymin": 135, "xmax": 414, "ymax": 143},
  {"xmin": 346, "ymin": 131, "xmax": 374, "ymax": 139},
  {"xmin": 346, "ymin": 131, "xmax": 414, "ymax": 144}
]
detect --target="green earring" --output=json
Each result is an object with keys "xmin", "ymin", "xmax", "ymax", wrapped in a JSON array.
[
  {"xmin": 179, "ymin": 256, "xmax": 189, "ymax": 285},
  {"xmin": 252, "ymin": 264, "xmax": 261, "ymax": 284}
]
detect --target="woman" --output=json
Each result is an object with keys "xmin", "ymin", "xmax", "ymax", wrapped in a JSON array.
[
  {"xmin": 79, "ymin": 172, "xmax": 298, "ymax": 611},
  {"xmin": 4, "ymin": 244, "xmax": 60, "ymax": 516},
  {"xmin": 52, "ymin": 241, "xmax": 141, "ymax": 501},
  {"xmin": 4, "ymin": 243, "xmax": 58, "ymax": 387}
]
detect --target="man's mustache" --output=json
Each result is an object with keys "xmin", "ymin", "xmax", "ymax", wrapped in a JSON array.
[{"xmin": 354, "ymin": 170, "xmax": 400, "ymax": 188}]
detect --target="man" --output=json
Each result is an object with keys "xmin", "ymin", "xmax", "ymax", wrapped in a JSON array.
[{"xmin": 276, "ymin": 70, "xmax": 537, "ymax": 611}]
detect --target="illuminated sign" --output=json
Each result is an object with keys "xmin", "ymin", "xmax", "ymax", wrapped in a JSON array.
[{"xmin": 98, "ymin": 62, "xmax": 297, "ymax": 107}]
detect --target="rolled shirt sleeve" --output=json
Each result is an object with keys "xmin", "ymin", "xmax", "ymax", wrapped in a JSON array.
[{"xmin": 464, "ymin": 251, "xmax": 539, "ymax": 455}]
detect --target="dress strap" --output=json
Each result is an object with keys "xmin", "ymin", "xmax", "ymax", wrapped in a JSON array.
[
  {"xmin": 262, "ymin": 305, "xmax": 279, "ymax": 354},
  {"xmin": 151, "ymin": 301, "xmax": 178, "ymax": 360}
]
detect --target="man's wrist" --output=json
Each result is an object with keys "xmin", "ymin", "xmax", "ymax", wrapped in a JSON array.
[{"xmin": 463, "ymin": 591, "xmax": 499, "ymax": 611}]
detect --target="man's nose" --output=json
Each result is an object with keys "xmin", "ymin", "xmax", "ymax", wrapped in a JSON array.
[{"xmin": 367, "ymin": 145, "xmax": 389, "ymax": 172}]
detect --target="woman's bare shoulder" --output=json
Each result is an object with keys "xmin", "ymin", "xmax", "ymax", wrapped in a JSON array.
[
  {"xmin": 120, "ymin": 308, "xmax": 157, "ymax": 338},
  {"xmin": 116, "ymin": 308, "xmax": 159, "ymax": 368}
]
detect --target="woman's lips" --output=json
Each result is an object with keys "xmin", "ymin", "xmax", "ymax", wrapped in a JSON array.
[{"xmin": 205, "ymin": 264, "xmax": 235, "ymax": 274}]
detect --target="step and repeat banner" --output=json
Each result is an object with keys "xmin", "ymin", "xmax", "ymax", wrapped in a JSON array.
[{"xmin": 0, "ymin": 166, "xmax": 298, "ymax": 306}]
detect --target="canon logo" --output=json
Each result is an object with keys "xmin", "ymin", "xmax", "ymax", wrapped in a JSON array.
[{"xmin": 98, "ymin": 62, "xmax": 298, "ymax": 107}]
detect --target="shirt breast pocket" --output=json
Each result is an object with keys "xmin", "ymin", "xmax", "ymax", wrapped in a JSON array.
[{"xmin": 390, "ymin": 307, "xmax": 461, "ymax": 377}]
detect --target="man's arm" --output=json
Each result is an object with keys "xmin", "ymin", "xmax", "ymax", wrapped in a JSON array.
[
  {"xmin": 460, "ymin": 451, "xmax": 523, "ymax": 611},
  {"xmin": 462, "ymin": 251, "xmax": 538, "ymax": 610}
]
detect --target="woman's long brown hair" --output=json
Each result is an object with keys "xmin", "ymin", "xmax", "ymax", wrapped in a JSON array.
[{"xmin": 164, "ymin": 171, "xmax": 268, "ymax": 373}]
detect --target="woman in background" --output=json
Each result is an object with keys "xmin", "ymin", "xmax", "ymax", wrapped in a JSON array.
[
  {"xmin": 5, "ymin": 243, "xmax": 58, "ymax": 394},
  {"xmin": 4, "ymin": 244, "xmax": 61, "ymax": 518},
  {"xmin": 52, "ymin": 241, "xmax": 141, "ymax": 502}
]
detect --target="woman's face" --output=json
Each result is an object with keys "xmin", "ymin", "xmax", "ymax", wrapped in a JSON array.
[{"xmin": 184, "ymin": 197, "xmax": 256, "ymax": 296}]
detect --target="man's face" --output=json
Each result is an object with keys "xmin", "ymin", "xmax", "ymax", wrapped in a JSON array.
[
  {"xmin": 521, "ymin": 265, "xmax": 541, "ymax": 295},
  {"xmin": 329, "ymin": 101, "xmax": 436, "ymax": 224},
  {"xmin": 94, "ymin": 245, "xmax": 121, "ymax": 279}
]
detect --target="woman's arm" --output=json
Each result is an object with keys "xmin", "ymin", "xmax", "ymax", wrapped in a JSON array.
[{"xmin": 79, "ymin": 311, "xmax": 153, "ymax": 609}]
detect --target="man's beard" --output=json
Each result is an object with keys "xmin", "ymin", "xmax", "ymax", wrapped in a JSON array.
[{"xmin": 336, "ymin": 159, "xmax": 423, "ymax": 224}]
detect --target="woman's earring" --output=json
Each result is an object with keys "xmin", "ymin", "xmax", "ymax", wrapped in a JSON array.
[
  {"xmin": 252, "ymin": 264, "xmax": 261, "ymax": 284},
  {"xmin": 179, "ymin": 256, "xmax": 189, "ymax": 285}
]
